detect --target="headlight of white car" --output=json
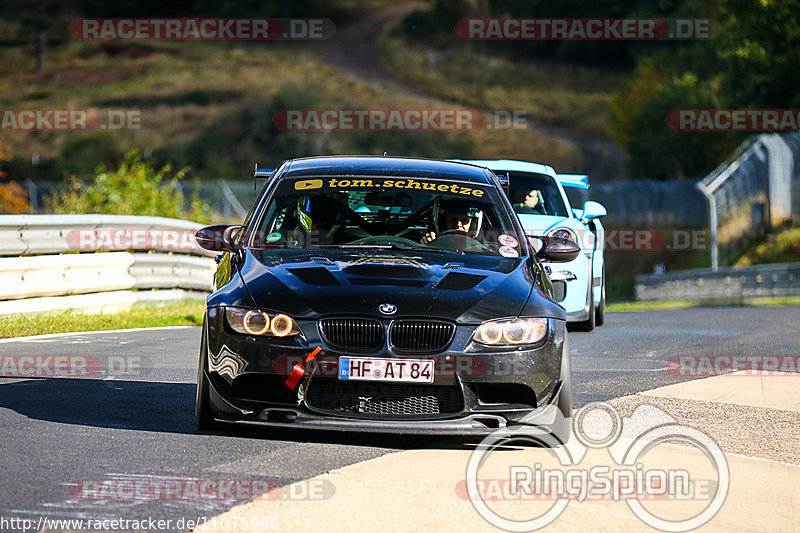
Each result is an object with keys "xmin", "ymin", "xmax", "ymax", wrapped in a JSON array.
[
  {"xmin": 224, "ymin": 307, "xmax": 301, "ymax": 337},
  {"xmin": 472, "ymin": 318, "xmax": 548, "ymax": 346},
  {"xmin": 546, "ymin": 227, "xmax": 578, "ymax": 245}
]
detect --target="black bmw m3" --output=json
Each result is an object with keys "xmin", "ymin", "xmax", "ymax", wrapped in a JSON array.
[{"xmin": 194, "ymin": 156, "xmax": 579, "ymax": 438}]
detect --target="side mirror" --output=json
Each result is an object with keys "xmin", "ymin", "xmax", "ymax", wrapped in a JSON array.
[
  {"xmin": 530, "ymin": 235, "xmax": 580, "ymax": 263},
  {"xmin": 580, "ymin": 201, "xmax": 606, "ymax": 223},
  {"xmin": 195, "ymin": 225, "xmax": 244, "ymax": 252}
]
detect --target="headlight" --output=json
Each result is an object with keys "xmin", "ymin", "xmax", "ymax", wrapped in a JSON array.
[
  {"xmin": 224, "ymin": 307, "xmax": 301, "ymax": 337},
  {"xmin": 472, "ymin": 318, "xmax": 548, "ymax": 346},
  {"xmin": 547, "ymin": 227, "xmax": 578, "ymax": 244}
]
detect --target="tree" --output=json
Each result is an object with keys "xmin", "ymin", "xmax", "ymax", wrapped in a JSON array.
[
  {"xmin": 716, "ymin": 0, "xmax": 800, "ymax": 107},
  {"xmin": 608, "ymin": 60, "xmax": 738, "ymax": 179},
  {"xmin": 46, "ymin": 150, "xmax": 211, "ymax": 222},
  {"xmin": 0, "ymin": 142, "xmax": 31, "ymax": 214}
]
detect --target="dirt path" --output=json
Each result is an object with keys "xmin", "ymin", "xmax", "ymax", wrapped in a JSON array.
[{"xmin": 321, "ymin": 1, "xmax": 626, "ymax": 179}]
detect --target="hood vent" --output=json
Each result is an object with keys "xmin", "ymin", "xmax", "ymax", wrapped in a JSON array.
[
  {"xmin": 443, "ymin": 263, "xmax": 463, "ymax": 270},
  {"xmin": 287, "ymin": 267, "xmax": 340, "ymax": 286},
  {"xmin": 344, "ymin": 264, "xmax": 426, "ymax": 278},
  {"xmin": 434, "ymin": 272, "xmax": 487, "ymax": 291},
  {"xmin": 350, "ymin": 278, "xmax": 428, "ymax": 288}
]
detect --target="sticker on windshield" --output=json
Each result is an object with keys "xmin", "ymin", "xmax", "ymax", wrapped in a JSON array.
[
  {"xmin": 266, "ymin": 232, "xmax": 282, "ymax": 242},
  {"xmin": 291, "ymin": 177, "xmax": 486, "ymax": 197},
  {"xmin": 499, "ymin": 246, "xmax": 519, "ymax": 257},
  {"xmin": 498, "ymin": 234, "xmax": 518, "ymax": 248}
]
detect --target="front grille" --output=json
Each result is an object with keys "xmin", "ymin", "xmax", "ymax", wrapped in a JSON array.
[
  {"xmin": 390, "ymin": 320, "xmax": 454, "ymax": 353},
  {"xmin": 306, "ymin": 381, "xmax": 463, "ymax": 416},
  {"xmin": 320, "ymin": 318, "xmax": 383, "ymax": 351},
  {"xmin": 552, "ymin": 280, "xmax": 567, "ymax": 302}
]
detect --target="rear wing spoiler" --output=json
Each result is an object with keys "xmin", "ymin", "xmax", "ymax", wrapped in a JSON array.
[
  {"xmin": 254, "ymin": 164, "xmax": 276, "ymax": 189},
  {"xmin": 254, "ymin": 164, "xmax": 275, "ymax": 178},
  {"xmin": 556, "ymin": 174, "xmax": 589, "ymax": 189}
]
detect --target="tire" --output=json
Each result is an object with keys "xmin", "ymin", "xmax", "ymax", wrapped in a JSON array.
[
  {"xmin": 552, "ymin": 334, "xmax": 573, "ymax": 444},
  {"xmin": 595, "ymin": 268, "xmax": 606, "ymax": 326},
  {"xmin": 195, "ymin": 322, "xmax": 218, "ymax": 430},
  {"xmin": 571, "ymin": 282, "xmax": 595, "ymax": 332}
]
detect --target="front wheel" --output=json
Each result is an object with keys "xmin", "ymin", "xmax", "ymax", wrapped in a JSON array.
[
  {"xmin": 595, "ymin": 268, "xmax": 606, "ymax": 326},
  {"xmin": 571, "ymin": 282, "xmax": 595, "ymax": 332},
  {"xmin": 195, "ymin": 322, "xmax": 218, "ymax": 430}
]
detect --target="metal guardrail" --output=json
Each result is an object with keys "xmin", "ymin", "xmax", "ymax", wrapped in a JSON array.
[
  {"xmin": 129, "ymin": 253, "xmax": 216, "ymax": 292},
  {"xmin": 635, "ymin": 262, "xmax": 800, "ymax": 302},
  {"xmin": 0, "ymin": 215, "xmax": 216, "ymax": 315},
  {"xmin": 0, "ymin": 214, "xmax": 215, "ymax": 256}
]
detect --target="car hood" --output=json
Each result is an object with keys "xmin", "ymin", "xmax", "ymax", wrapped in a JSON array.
[{"xmin": 236, "ymin": 248, "xmax": 534, "ymax": 324}]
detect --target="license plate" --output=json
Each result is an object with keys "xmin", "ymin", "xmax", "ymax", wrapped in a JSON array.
[{"xmin": 338, "ymin": 357, "xmax": 434, "ymax": 383}]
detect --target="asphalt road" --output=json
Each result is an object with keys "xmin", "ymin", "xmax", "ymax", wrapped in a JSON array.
[{"xmin": 0, "ymin": 306, "xmax": 797, "ymax": 530}]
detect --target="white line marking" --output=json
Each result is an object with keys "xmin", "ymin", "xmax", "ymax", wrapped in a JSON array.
[{"xmin": 0, "ymin": 326, "xmax": 198, "ymax": 344}]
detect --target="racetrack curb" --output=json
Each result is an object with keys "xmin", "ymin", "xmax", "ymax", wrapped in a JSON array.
[{"xmin": 193, "ymin": 372, "xmax": 799, "ymax": 532}]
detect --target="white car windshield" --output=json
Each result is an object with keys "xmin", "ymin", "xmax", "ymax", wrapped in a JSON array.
[{"xmin": 503, "ymin": 171, "xmax": 570, "ymax": 217}]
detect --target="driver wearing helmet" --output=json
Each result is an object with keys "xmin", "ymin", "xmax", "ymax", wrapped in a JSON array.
[
  {"xmin": 420, "ymin": 197, "xmax": 478, "ymax": 245},
  {"xmin": 295, "ymin": 192, "xmax": 349, "ymax": 245}
]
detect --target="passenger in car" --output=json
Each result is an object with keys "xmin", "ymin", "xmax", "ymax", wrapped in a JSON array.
[{"xmin": 513, "ymin": 189, "xmax": 546, "ymax": 215}]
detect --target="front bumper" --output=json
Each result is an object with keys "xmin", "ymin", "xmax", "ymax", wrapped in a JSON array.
[
  {"xmin": 543, "ymin": 252, "xmax": 592, "ymax": 321},
  {"xmin": 202, "ymin": 307, "xmax": 568, "ymax": 435},
  {"xmin": 209, "ymin": 383, "xmax": 568, "ymax": 436}
]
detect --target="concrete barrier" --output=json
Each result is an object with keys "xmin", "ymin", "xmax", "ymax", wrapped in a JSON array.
[
  {"xmin": 635, "ymin": 262, "xmax": 800, "ymax": 301},
  {"xmin": 0, "ymin": 215, "xmax": 217, "ymax": 315}
]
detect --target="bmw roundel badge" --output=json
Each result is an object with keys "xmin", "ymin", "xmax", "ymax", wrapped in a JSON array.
[{"xmin": 379, "ymin": 303, "xmax": 397, "ymax": 315}]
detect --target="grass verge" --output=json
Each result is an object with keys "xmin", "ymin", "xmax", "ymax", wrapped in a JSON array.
[
  {"xmin": 376, "ymin": 28, "xmax": 622, "ymax": 141},
  {"xmin": 0, "ymin": 300, "xmax": 205, "ymax": 339},
  {"xmin": 734, "ymin": 225, "xmax": 800, "ymax": 266},
  {"xmin": 607, "ymin": 296, "xmax": 800, "ymax": 312}
]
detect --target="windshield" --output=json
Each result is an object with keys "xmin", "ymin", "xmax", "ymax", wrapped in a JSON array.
[
  {"xmin": 504, "ymin": 171, "xmax": 570, "ymax": 217},
  {"xmin": 249, "ymin": 175, "xmax": 526, "ymax": 257}
]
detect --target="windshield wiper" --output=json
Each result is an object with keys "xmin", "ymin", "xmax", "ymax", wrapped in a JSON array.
[
  {"xmin": 388, "ymin": 243, "xmax": 463, "ymax": 254},
  {"xmin": 315, "ymin": 243, "xmax": 462, "ymax": 254}
]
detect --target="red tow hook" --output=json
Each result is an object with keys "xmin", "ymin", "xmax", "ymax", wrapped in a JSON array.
[{"xmin": 284, "ymin": 346, "xmax": 322, "ymax": 390}]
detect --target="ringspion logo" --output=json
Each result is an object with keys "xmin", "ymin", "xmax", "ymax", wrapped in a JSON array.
[{"xmin": 465, "ymin": 402, "xmax": 728, "ymax": 531}]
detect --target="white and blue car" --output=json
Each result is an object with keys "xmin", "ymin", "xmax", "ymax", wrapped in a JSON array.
[{"xmin": 453, "ymin": 160, "xmax": 607, "ymax": 330}]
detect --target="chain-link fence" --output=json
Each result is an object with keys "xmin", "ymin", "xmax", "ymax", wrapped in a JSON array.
[
  {"xmin": 698, "ymin": 133, "xmax": 800, "ymax": 269},
  {"xmin": 587, "ymin": 180, "xmax": 707, "ymax": 228},
  {"xmin": 23, "ymin": 179, "xmax": 260, "ymax": 223},
  {"xmin": 22, "ymin": 134, "xmax": 800, "ymax": 270}
]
